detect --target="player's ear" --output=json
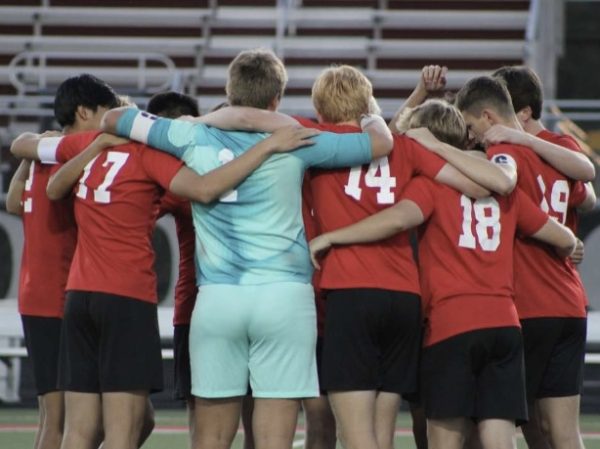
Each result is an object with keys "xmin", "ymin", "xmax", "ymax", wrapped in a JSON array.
[
  {"xmin": 267, "ymin": 95, "xmax": 280, "ymax": 112},
  {"xmin": 516, "ymin": 106, "xmax": 532, "ymax": 125},
  {"xmin": 75, "ymin": 105, "xmax": 92, "ymax": 122},
  {"xmin": 481, "ymin": 108, "xmax": 497, "ymax": 126}
]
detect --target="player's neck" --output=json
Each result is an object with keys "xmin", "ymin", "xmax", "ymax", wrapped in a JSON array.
[
  {"xmin": 334, "ymin": 120, "xmax": 360, "ymax": 127},
  {"xmin": 524, "ymin": 120, "xmax": 545, "ymax": 135}
]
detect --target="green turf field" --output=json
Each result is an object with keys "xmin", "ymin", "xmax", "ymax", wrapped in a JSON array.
[{"xmin": 0, "ymin": 408, "xmax": 599, "ymax": 449}]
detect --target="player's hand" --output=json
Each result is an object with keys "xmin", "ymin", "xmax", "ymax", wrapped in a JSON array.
[
  {"xmin": 267, "ymin": 126, "xmax": 320, "ymax": 153},
  {"xmin": 40, "ymin": 130, "xmax": 63, "ymax": 138},
  {"xmin": 405, "ymin": 127, "xmax": 443, "ymax": 153},
  {"xmin": 571, "ymin": 238, "xmax": 585, "ymax": 264},
  {"xmin": 420, "ymin": 65, "xmax": 448, "ymax": 93},
  {"xmin": 309, "ymin": 234, "xmax": 333, "ymax": 270},
  {"xmin": 483, "ymin": 124, "xmax": 529, "ymax": 147},
  {"xmin": 413, "ymin": 65, "xmax": 447, "ymax": 98}
]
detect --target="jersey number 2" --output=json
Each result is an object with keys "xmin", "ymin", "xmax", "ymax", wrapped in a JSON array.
[
  {"xmin": 458, "ymin": 195, "xmax": 501, "ymax": 252},
  {"xmin": 77, "ymin": 151, "xmax": 129, "ymax": 204}
]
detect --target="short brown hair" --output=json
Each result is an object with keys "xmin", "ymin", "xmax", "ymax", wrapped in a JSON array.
[
  {"xmin": 492, "ymin": 66, "xmax": 543, "ymax": 119},
  {"xmin": 312, "ymin": 65, "xmax": 372, "ymax": 123},
  {"xmin": 226, "ymin": 49, "xmax": 288, "ymax": 109},
  {"xmin": 396, "ymin": 99, "xmax": 467, "ymax": 149},
  {"xmin": 455, "ymin": 76, "xmax": 515, "ymax": 120}
]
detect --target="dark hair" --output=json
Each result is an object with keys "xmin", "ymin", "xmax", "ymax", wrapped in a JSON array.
[
  {"xmin": 147, "ymin": 91, "xmax": 200, "ymax": 118},
  {"xmin": 492, "ymin": 66, "xmax": 543, "ymax": 120},
  {"xmin": 53, "ymin": 74, "xmax": 119, "ymax": 127},
  {"xmin": 455, "ymin": 76, "xmax": 515, "ymax": 120}
]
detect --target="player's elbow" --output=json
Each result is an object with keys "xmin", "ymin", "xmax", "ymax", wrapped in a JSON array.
[
  {"xmin": 494, "ymin": 174, "xmax": 517, "ymax": 196},
  {"xmin": 46, "ymin": 184, "xmax": 64, "ymax": 201},
  {"xmin": 579, "ymin": 161, "xmax": 596, "ymax": 182},
  {"xmin": 556, "ymin": 230, "xmax": 577, "ymax": 258},
  {"xmin": 369, "ymin": 132, "xmax": 394, "ymax": 159}
]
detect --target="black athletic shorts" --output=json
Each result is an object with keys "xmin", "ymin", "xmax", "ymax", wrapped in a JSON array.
[
  {"xmin": 521, "ymin": 317, "xmax": 587, "ymax": 405},
  {"xmin": 422, "ymin": 327, "xmax": 527, "ymax": 424},
  {"xmin": 322, "ymin": 289, "xmax": 421, "ymax": 395},
  {"xmin": 173, "ymin": 324, "xmax": 192, "ymax": 400},
  {"xmin": 58, "ymin": 291, "xmax": 163, "ymax": 393},
  {"xmin": 21, "ymin": 315, "xmax": 62, "ymax": 395}
]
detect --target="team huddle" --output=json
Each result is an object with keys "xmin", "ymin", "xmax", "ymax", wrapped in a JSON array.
[{"xmin": 6, "ymin": 48, "xmax": 595, "ymax": 449}]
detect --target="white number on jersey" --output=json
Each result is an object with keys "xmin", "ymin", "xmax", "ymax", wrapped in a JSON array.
[
  {"xmin": 458, "ymin": 195, "xmax": 501, "ymax": 252},
  {"xmin": 344, "ymin": 157, "xmax": 397, "ymax": 204},
  {"xmin": 22, "ymin": 161, "xmax": 35, "ymax": 213},
  {"xmin": 217, "ymin": 148, "xmax": 238, "ymax": 203},
  {"xmin": 537, "ymin": 176, "xmax": 569, "ymax": 224},
  {"xmin": 76, "ymin": 151, "xmax": 129, "ymax": 204}
]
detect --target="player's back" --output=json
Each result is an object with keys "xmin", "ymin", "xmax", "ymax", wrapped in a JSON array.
[
  {"xmin": 44, "ymin": 131, "xmax": 182, "ymax": 303},
  {"xmin": 404, "ymin": 177, "xmax": 547, "ymax": 345},
  {"xmin": 487, "ymin": 143, "xmax": 586, "ymax": 319},
  {"xmin": 19, "ymin": 161, "xmax": 76, "ymax": 317},
  {"xmin": 182, "ymin": 127, "xmax": 312, "ymax": 285},
  {"xmin": 297, "ymin": 118, "xmax": 444, "ymax": 294}
]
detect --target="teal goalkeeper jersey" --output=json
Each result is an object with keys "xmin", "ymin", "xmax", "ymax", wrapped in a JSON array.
[{"xmin": 116, "ymin": 109, "xmax": 373, "ymax": 285}]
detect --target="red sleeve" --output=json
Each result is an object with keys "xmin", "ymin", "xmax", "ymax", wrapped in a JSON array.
[
  {"xmin": 550, "ymin": 134, "xmax": 581, "ymax": 153},
  {"xmin": 569, "ymin": 181, "xmax": 587, "ymax": 207},
  {"xmin": 141, "ymin": 146, "xmax": 184, "ymax": 190},
  {"xmin": 55, "ymin": 131, "xmax": 101, "ymax": 163},
  {"xmin": 399, "ymin": 176, "xmax": 436, "ymax": 220},
  {"xmin": 514, "ymin": 187, "xmax": 549, "ymax": 236},
  {"xmin": 405, "ymin": 138, "xmax": 446, "ymax": 179},
  {"xmin": 487, "ymin": 143, "xmax": 520, "ymax": 171}
]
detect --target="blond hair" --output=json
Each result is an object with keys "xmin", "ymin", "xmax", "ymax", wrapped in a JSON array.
[
  {"xmin": 226, "ymin": 48, "xmax": 288, "ymax": 109},
  {"xmin": 312, "ymin": 65, "xmax": 372, "ymax": 123},
  {"xmin": 396, "ymin": 99, "xmax": 467, "ymax": 149},
  {"xmin": 117, "ymin": 95, "xmax": 136, "ymax": 107}
]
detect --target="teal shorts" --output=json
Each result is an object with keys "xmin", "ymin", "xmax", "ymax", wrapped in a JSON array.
[{"xmin": 189, "ymin": 282, "xmax": 319, "ymax": 399}]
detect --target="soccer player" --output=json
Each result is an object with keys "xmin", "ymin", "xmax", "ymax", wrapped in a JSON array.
[
  {"xmin": 12, "ymin": 112, "xmax": 317, "ymax": 449},
  {"xmin": 6, "ymin": 74, "xmax": 119, "ymax": 449},
  {"xmin": 147, "ymin": 91, "xmax": 200, "ymax": 446},
  {"xmin": 102, "ymin": 48, "xmax": 394, "ymax": 449},
  {"xmin": 308, "ymin": 100, "xmax": 578, "ymax": 449},
  {"xmin": 410, "ymin": 76, "xmax": 593, "ymax": 449}
]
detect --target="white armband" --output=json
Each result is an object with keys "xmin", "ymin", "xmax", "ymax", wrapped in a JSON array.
[
  {"xmin": 37, "ymin": 136, "xmax": 63, "ymax": 164},
  {"xmin": 129, "ymin": 111, "xmax": 158, "ymax": 144},
  {"xmin": 360, "ymin": 114, "xmax": 387, "ymax": 131}
]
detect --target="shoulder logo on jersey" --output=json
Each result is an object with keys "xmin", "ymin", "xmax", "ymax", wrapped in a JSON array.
[{"xmin": 491, "ymin": 153, "xmax": 516, "ymax": 169}]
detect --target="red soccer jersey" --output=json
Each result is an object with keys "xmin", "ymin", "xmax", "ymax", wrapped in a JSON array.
[
  {"xmin": 537, "ymin": 129, "xmax": 586, "ymax": 233},
  {"xmin": 18, "ymin": 161, "xmax": 77, "ymax": 317},
  {"xmin": 41, "ymin": 131, "xmax": 183, "ymax": 303},
  {"xmin": 296, "ymin": 117, "xmax": 445, "ymax": 294},
  {"xmin": 402, "ymin": 177, "xmax": 549, "ymax": 346},
  {"xmin": 487, "ymin": 143, "xmax": 587, "ymax": 319},
  {"xmin": 158, "ymin": 192, "xmax": 197, "ymax": 325}
]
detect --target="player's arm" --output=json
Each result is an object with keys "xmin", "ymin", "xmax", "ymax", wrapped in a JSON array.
[
  {"xmin": 168, "ymin": 126, "xmax": 320, "ymax": 204},
  {"xmin": 5, "ymin": 160, "xmax": 31, "ymax": 215},
  {"xmin": 46, "ymin": 134, "xmax": 129, "ymax": 200},
  {"xmin": 484, "ymin": 124, "xmax": 595, "ymax": 181},
  {"xmin": 530, "ymin": 218, "xmax": 577, "ymax": 258},
  {"xmin": 10, "ymin": 131, "xmax": 62, "ymax": 160},
  {"xmin": 434, "ymin": 164, "xmax": 490, "ymax": 199},
  {"xmin": 407, "ymin": 127, "xmax": 516, "ymax": 195},
  {"xmin": 389, "ymin": 65, "xmax": 447, "ymax": 133},
  {"xmin": 361, "ymin": 114, "xmax": 394, "ymax": 158},
  {"xmin": 187, "ymin": 106, "xmax": 299, "ymax": 132},
  {"xmin": 309, "ymin": 200, "xmax": 424, "ymax": 269},
  {"xmin": 577, "ymin": 182, "xmax": 596, "ymax": 212}
]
